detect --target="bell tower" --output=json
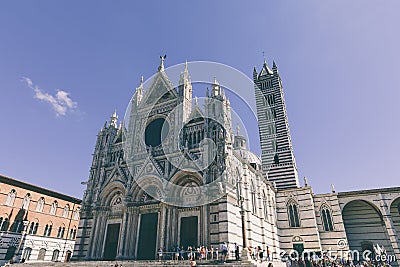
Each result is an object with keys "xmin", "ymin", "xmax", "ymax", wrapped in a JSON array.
[{"xmin": 254, "ymin": 59, "xmax": 300, "ymax": 189}]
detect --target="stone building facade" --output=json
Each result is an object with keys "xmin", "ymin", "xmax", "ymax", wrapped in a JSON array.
[
  {"xmin": 73, "ymin": 58, "xmax": 400, "ymax": 263},
  {"xmin": 0, "ymin": 174, "xmax": 81, "ymax": 264}
]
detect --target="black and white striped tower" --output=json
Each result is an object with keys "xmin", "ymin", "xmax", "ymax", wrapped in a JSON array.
[{"xmin": 254, "ymin": 59, "xmax": 300, "ymax": 189}]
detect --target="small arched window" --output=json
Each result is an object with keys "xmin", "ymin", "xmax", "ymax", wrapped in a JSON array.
[
  {"xmin": 250, "ymin": 183, "xmax": 257, "ymax": 214},
  {"xmin": 57, "ymin": 225, "xmax": 66, "ymax": 238},
  {"xmin": 69, "ymin": 226, "xmax": 77, "ymax": 239},
  {"xmin": 397, "ymin": 202, "xmax": 400, "ymax": 215},
  {"xmin": 22, "ymin": 193, "xmax": 31, "ymax": 210},
  {"xmin": 33, "ymin": 222, "xmax": 39, "ymax": 234},
  {"xmin": 36, "ymin": 197, "xmax": 45, "ymax": 212},
  {"xmin": 52, "ymin": 249, "xmax": 60, "ymax": 262},
  {"xmin": 43, "ymin": 223, "xmax": 52, "ymax": 236},
  {"xmin": 5, "ymin": 189, "xmax": 16, "ymax": 206},
  {"xmin": 62, "ymin": 204, "xmax": 70, "ymax": 218},
  {"xmin": 262, "ymin": 191, "xmax": 268, "ymax": 220},
  {"xmin": 321, "ymin": 205, "xmax": 334, "ymax": 231},
  {"xmin": 50, "ymin": 201, "xmax": 58, "ymax": 215},
  {"xmin": 28, "ymin": 222, "xmax": 35, "ymax": 234},
  {"xmin": 37, "ymin": 248, "xmax": 46, "ymax": 261},
  {"xmin": 73, "ymin": 208, "xmax": 80, "ymax": 220},
  {"xmin": 22, "ymin": 247, "xmax": 32, "ymax": 261},
  {"xmin": 1, "ymin": 217, "xmax": 9, "ymax": 231},
  {"xmin": 287, "ymin": 200, "xmax": 300, "ymax": 227}
]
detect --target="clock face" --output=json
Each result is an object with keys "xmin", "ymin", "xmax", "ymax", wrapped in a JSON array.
[{"xmin": 144, "ymin": 118, "xmax": 169, "ymax": 147}]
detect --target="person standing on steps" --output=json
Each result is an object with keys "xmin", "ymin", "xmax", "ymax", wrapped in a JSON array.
[
  {"xmin": 158, "ymin": 247, "xmax": 163, "ymax": 261},
  {"xmin": 259, "ymin": 246, "xmax": 264, "ymax": 263},
  {"xmin": 234, "ymin": 243, "xmax": 240, "ymax": 261},
  {"xmin": 221, "ymin": 242, "xmax": 228, "ymax": 263}
]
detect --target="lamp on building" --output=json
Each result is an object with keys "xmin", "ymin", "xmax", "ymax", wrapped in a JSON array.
[
  {"xmin": 13, "ymin": 217, "xmax": 29, "ymax": 263},
  {"xmin": 236, "ymin": 177, "xmax": 251, "ymax": 261}
]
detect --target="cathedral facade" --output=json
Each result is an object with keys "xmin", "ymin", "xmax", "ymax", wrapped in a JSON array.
[{"xmin": 73, "ymin": 58, "xmax": 400, "ymax": 263}]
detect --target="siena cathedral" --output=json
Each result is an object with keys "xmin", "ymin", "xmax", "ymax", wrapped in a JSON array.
[{"xmin": 72, "ymin": 57, "xmax": 400, "ymax": 262}]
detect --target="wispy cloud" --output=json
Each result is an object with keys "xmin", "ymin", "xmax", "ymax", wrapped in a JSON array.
[{"xmin": 22, "ymin": 77, "xmax": 78, "ymax": 117}]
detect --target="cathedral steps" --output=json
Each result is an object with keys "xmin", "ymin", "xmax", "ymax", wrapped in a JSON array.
[{"xmin": 9, "ymin": 259, "xmax": 280, "ymax": 267}]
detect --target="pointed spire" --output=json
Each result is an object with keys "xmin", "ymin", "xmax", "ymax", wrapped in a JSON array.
[
  {"xmin": 236, "ymin": 124, "xmax": 240, "ymax": 135},
  {"xmin": 194, "ymin": 96, "xmax": 198, "ymax": 106},
  {"xmin": 134, "ymin": 76, "xmax": 144, "ymax": 105},
  {"xmin": 158, "ymin": 54, "xmax": 166, "ymax": 72},
  {"xmin": 262, "ymin": 60, "xmax": 272, "ymax": 75},
  {"xmin": 304, "ymin": 177, "xmax": 308, "ymax": 186},
  {"xmin": 272, "ymin": 61, "xmax": 278, "ymax": 74},
  {"xmin": 179, "ymin": 60, "xmax": 191, "ymax": 85},
  {"xmin": 212, "ymin": 76, "xmax": 220, "ymax": 96},
  {"xmin": 253, "ymin": 66, "xmax": 258, "ymax": 81},
  {"xmin": 110, "ymin": 109, "xmax": 118, "ymax": 128}
]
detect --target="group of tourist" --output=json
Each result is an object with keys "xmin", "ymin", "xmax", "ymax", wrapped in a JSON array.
[
  {"xmin": 156, "ymin": 242, "xmax": 274, "ymax": 263},
  {"xmin": 285, "ymin": 257, "xmax": 393, "ymax": 267},
  {"xmin": 247, "ymin": 245, "xmax": 272, "ymax": 262},
  {"xmin": 157, "ymin": 243, "xmax": 229, "ymax": 262}
]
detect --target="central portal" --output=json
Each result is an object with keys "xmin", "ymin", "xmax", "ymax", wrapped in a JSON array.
[
  {"xmin": 180, "ymin": 216, "xmax": 198, "ymax": 248},
  {"xmin": 137, "ymin": 213, "xmax": 159, "ymax": 260},
  {"xmin": 103, "ymin": 223, "xmax": 121, "ymax": 260}
]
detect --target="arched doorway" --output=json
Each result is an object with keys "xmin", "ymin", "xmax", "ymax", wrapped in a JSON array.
[
  {"xmin": 37, "ymin": 248, "xmax": 46, "ymax": 261},
  {"xmin": 390, "ymin": 197, "xmax": 400, "ymax": 240},
  {"xmin": 65, "ymin": 250, "xmax": 72, "ymax": 262},
  {"xmin": 5, "ymin": 246, "xmax": 16, "ymax": 261},
  {"xmin": 137, "ymin": 212, "xmax": 159, "ymax": 260},
  {"xmin": 342, "ymin": 200, "xmax": 393, "ymax": 258}
]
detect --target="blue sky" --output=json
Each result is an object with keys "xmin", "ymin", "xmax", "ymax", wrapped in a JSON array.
[{"xmin": 1, "ymin": 1, "xmax": 399, "ymax": 198}]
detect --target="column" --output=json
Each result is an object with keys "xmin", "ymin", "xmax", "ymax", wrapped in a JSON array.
[
  {"xmin": 88, "ymin": 212, "xmax": 100, "ymax": 259},
  {"xmin": 117, "ymin": 209, "xmax": 128, "ymax": 259},
  {"xmin": 379, "ymin": 195, "xmax": 400, "ymax": 261}
]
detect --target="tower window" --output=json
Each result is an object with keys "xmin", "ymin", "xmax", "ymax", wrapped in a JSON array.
[
  {"xmin": 268, "ymin": 124, "xmax": 276, "ymax": 135},
  {"xmin": 274, "ymin": 154, "xmax": 279, "ymax": 164},
  {"xmin": 287, "ymin": 201, "xmax": 300, "ymax": 227},
  {"xmin": 266, "ymin": 94, "xmax": 275, "ymax": 105}
]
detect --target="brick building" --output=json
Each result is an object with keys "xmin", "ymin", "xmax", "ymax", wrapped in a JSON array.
[{"xmin": 0, "ymin": 174, "xmax": 81, "ymax": 264}]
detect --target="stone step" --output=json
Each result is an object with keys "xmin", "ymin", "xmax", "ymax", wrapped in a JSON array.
[
  {"xmin": 10, "ymin": 259, "xmax": 287, "ymax": 267},
  {"xmin": 10, "ymin": 259, "xmax": 267, "ymax": 267}
]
